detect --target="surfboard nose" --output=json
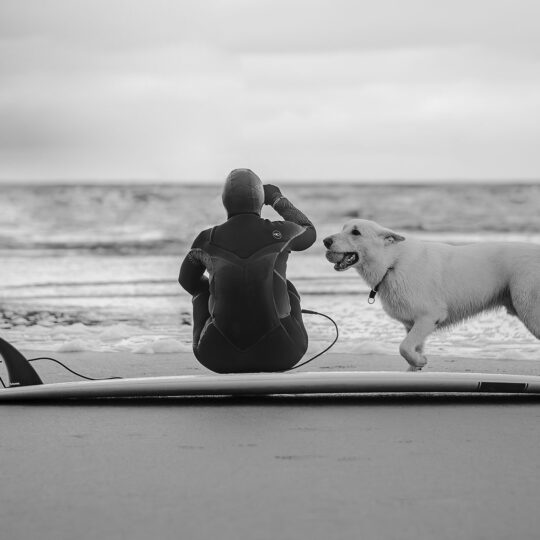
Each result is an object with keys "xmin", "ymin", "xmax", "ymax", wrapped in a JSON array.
[{"xmin": 0, "ymin": 337, "xmax": 43, "ymax": 387}]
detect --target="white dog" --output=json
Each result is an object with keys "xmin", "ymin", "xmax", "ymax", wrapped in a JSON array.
[{"xmin": 324, "ymin": 219, "xmax": 540, "ymax": 370}]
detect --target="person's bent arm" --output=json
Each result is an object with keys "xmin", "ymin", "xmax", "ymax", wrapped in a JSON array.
[
  {"xmin": 179, "ymin": 252, "xmax": 208, "ymax": 296},
  {"xmin": 179, "ymin": 231, "xmax": 210, "ymax": 295},
  {"xmin": 264, "ymin": 184, "xmax": 316, "ymax": 251}
]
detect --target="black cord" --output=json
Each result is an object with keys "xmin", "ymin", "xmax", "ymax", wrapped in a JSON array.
[
  {"xmin": 1, "ymin": 315, "xmax": 337, "ymax": 384},
  {"xmin": 287, "ymin": 309, "xmax": 339, "ymax": 371},
  {"xmin": 28, "ymin": 357, "xmax": 122, "ymax": 381}
]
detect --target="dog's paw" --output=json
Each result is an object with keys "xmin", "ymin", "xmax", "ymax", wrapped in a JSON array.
[
  {"xmin": 406, "ymin": 354, "xmax": 428, "ymax": 371},
  {"xmin": 403, "ymin": 354, "xmax": 428, "ymax": 370},
  {"xmin": 399, "ymin": 343, "xmax": 428, "ymax": 368},
  {"xmin": 416, "ymin": 354, "xmax": 428, "ymax": 367},
  {"xmin": 407, "ymin": 365, "xmax": 423, "ymax": 372}
]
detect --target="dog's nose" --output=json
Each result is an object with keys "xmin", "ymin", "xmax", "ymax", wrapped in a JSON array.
[{"xmin": 323, "ymin": 237, "xmax": 333, "ymax": 248}]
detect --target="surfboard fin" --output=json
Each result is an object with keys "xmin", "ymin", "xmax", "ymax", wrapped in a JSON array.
[{"xmin": 0, "ymin": 337, "xmax": 43, "ymax": 387}]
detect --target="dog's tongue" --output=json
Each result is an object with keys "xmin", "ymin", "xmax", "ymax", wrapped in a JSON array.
[
  {"xmin": 335, "ymin": 253, "xmax": 352, "ymax": 271},
  {"xmin": 334, "ymin": 253, "xmax": 359, "ymax": 271}
]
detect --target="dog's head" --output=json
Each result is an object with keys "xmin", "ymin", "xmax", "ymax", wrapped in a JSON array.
[{"xmin": 323, "ymin": 219, "xmax": 405, "ymax": 271}]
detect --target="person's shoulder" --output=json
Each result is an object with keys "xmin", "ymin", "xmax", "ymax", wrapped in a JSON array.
[
  {"xmin": 190, "ymin": 227, "xmax": 213, "ymax": 248},
  {"xmin": 269, "ymin": 219, "xmax": 305, "ymax": 239}
]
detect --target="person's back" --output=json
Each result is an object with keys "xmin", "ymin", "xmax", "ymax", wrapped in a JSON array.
[{"xmin": 179, "ymin": 169, "xmax": 316, "ymax": 373}]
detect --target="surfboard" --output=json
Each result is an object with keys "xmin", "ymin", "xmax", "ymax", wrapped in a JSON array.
[{"xmin": 1, "ymin": 371, "xmax": 540, "ymax": 401}]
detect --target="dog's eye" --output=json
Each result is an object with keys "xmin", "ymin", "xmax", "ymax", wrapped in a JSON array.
[{"xmin": 351, "ymin": 229, "xmax": 361, "ymax": 236}]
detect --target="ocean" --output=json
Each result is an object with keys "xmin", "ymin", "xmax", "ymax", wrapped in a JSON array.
[{"xmin": 1, "ymin": 182, "xmax": 539, "ymax": 361}]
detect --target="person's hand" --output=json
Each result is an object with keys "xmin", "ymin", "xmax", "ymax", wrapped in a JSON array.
[{"xmin": 264, "ymin": 184, "xmax": 283, "ymax": 206}]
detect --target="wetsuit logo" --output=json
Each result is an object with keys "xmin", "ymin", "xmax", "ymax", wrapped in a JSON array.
[{"xmin": 272, "ymin": 230, "xmax": 282, "ymax": 239}]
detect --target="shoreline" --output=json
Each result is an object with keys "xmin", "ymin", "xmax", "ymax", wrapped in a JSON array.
[{"xmin": 12, "ymin": 350, "xmax": 540, "ymax": 386}]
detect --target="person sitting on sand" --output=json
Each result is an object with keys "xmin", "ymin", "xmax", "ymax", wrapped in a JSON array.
[{"xmin": 179, "ymin": 168, "xmax": 316, "ymax": 373}]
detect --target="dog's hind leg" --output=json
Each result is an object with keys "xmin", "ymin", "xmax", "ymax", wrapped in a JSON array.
[
  {"xmin": 511, "ymin": 286, "xmax": 540, "ymax": 339},
  {"xmin": 399, "ymin": 317, "xmax": 438, "ymax": 371}
]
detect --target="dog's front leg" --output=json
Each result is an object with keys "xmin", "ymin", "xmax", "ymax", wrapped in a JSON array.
[{"xmin": 399, "ymin": 318, "xmax": 437, "ymax": 371}]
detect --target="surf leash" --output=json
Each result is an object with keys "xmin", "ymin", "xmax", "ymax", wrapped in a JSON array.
[
  {"xmin": 0, "ymin": 356, "xmax": 121, "ymax": 387},
  {"xmin": 27, "ymin": 357, "xmax": 122, "ymax": 381},
  {"xmin": 0, "ymin": 313, "xmax": 338, "ymax": 385},
  {"xmin": 287, "ymin": 309, "xmax": 339, "ymax": 371}
]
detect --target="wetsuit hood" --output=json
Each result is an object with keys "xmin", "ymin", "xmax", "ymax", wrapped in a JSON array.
[{"xmin": 222, "ymin": 169, "xmax": 264, "ymax": 217}]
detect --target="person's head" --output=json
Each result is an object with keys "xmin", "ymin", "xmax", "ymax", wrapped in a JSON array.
[{"xmin": 222, "ymin": 168, "xmax": 264, "ymax": 217}]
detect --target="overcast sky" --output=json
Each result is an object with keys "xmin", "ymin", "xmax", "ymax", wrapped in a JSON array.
[{"xmin": 1, "ymin": 0, "xmax": 539, "ymax": 183}]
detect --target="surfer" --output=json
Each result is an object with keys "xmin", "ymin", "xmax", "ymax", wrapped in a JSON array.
[{"xmin": 179, "ymin": 168, "xmax": 316, "ymax": 373}]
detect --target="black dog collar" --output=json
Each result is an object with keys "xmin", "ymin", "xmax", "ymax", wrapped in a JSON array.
[{"xmin": 368, "ymin": 267, "xmax": 394, "ymax": 304}]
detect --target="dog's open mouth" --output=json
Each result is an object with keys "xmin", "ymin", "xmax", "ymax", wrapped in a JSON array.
[{"xmin": 327, "ymin": 251, "xmax": 359, "ymax": 271}]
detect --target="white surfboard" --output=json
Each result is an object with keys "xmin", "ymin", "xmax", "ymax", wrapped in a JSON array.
[{"xmin": 1, "ymin": 371, "xmax": 540, "ymax": 401}]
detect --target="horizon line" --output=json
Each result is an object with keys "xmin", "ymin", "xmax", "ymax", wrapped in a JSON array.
[{"xmin": 1, "ymin": 178, "xmax": 540, "ymax": 187}]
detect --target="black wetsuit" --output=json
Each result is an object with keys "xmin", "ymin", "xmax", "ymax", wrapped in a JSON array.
[{"xmin": 179, "ymin": 198, "xmax": 316, "ymax": 373}]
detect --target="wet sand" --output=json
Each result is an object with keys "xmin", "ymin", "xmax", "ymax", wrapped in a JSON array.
[{"xmin": 1, "ymin": 351, "xmax": 540, "ymax": 540}]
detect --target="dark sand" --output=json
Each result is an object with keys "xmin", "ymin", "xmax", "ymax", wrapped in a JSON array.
[{"xmin": 1, "ymin": 351, "xmax": 540, "ymax": 540}]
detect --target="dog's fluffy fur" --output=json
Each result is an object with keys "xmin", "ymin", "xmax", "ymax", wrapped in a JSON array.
[{"xmin": 324, "ymin": 219, "xmax": 540, "ymax": 370}]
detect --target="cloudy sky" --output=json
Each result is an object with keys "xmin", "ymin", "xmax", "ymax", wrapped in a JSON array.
[{"xmin": 1, "ymin": 0, "xmax": 539, "ymax": 182}]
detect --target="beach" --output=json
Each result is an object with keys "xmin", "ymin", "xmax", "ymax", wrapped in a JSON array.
[
  {"xmin": 1, "ymin": 350, "xmax": 540, "ymax": 540},
  {"xmin": 3, "ymin": 0, "xmax": 540, "ymax": 534}
]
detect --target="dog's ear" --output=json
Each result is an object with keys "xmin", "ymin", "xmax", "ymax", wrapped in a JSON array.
[{"xmin": 379, "ymin": 228, "xmax": 405, "ymax": 245}]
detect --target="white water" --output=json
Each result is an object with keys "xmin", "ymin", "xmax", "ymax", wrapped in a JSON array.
[{"xmin": 1, "ymin": 250, "xmax": 539, "ymax": 360}]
